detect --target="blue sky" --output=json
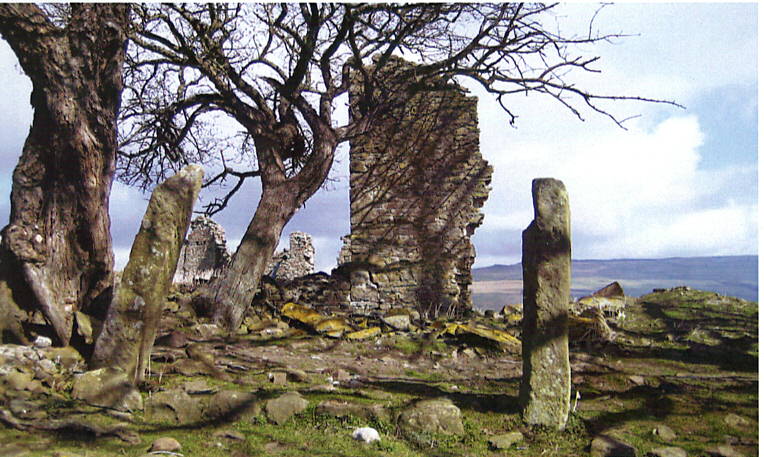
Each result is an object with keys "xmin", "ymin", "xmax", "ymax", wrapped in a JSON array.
[{"xmin": 0, "ymin": 3, "xmax": 758, "ymax": 272}]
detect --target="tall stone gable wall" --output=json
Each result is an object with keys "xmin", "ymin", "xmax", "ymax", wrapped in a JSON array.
[
  {"xmin": 172, "ymin": 216, "xmax": 230, "ymax": 287},
  {"xmin": 344, "ymin": 58, "xmax": 492, "ymax": 318}
]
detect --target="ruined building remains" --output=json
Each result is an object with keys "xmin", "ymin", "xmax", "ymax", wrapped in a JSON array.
[
  {"xmin": 341, "ymin": 58, "xmax": 492, "ymax": 318},
  {"xmin": 267, "ymin": 232, "xmax": 315, "ymax": 281},
  {"xmin": 172, "ymin": 216, "xmax": 230, "ymax": 287}
]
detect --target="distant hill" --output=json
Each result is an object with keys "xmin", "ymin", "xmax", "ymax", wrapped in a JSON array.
[{"xmin": 471, "ymin": 255, "xmax": 758, "ymax": 310}]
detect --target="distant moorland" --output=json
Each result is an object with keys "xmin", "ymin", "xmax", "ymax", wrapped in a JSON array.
[{"xmin": 471, "ymin": 255, "xmax": 758, "ymax": 310}]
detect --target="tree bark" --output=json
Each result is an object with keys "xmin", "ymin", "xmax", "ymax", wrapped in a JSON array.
[
  {"xmin": 209, "ymin": 180, "xmax": 300, "ymax": 331},
  {"xmin": 0, "ymin": 4, "xmax": 130, "ymax": 345},
  {"xmin": 208, "ymin": 137, "xmax": 336, "ymax": 332}
]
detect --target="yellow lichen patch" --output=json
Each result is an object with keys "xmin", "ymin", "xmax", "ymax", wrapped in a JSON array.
[
  {"xmin": 281, "ymin": 302, "xmax": 323, "ymax": 326},
  {"xmin": 345, "ymin": 326, "xmax": 382, "ymax": 340},
  {"xmin": 430, "ymin": 322, "xmax": 520, "ymax": 346},
  {"xmin": 314, "ymin": 318, "xmax": 353, "ymax": 338}
]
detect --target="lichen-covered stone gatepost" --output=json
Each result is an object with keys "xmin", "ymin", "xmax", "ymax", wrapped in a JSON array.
[
  {"xmin": 519, "ymin": 178, "xmax": 571, "ymax": 430},
  {"xmin": 92, "ymin": 165, "xmax": 203, "ymax": 384}
]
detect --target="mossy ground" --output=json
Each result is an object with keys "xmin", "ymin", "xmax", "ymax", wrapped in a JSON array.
[{"xmin": 0, "ymin": 288, "xmax": 757, "ymax": 456}]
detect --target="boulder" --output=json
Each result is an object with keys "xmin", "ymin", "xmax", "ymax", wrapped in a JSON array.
[
  {"xmin": 265, "ymin": 391, "xmax": 308, "ymax": 425},
  {"xmin": 71, "ymin": 368, "xmax": 143, "ymax": 412},
  {"xmin": 398, "ymin": 398, "xmax": 464, "ymax": 436},
  {"xmin": 653, "ymin": 424, "xmax": 677, "ymax": 441},
  {"xmin": 205, "ymin": 390, "xmax": 260, "ymax": 422},
  {"xmin": 145, "ymin": 389, "xmax": 203, "ymax": 424},
  {"xmin": 149, "ymin": 437, "xmax": 182, "ymax": 453}
]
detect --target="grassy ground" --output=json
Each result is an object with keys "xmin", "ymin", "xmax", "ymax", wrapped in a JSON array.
[{"xmin": 0, "ymin": 287, "xmax": 757, "ymax": 456}]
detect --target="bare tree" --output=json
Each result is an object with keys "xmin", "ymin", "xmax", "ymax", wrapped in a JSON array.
[
  {"xmin": 119, "ymin": 3, "xmax": 677, "ymax": 331},
  {"xmin": 0, "ymin": 4, "xmax": 131, "ymax": 345}
]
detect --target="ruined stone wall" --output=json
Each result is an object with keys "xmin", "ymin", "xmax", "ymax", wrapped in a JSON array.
[
  {"xmin": 267, "ymin": 232, "xmax": 315, "ymax": 281},
  {"xmin": 173, "ymin": 216, "xmax": 230, "ymax": 287},
  {"xmin": 344, "ymin": 58, "xmax": 492, "ymax": 318}
]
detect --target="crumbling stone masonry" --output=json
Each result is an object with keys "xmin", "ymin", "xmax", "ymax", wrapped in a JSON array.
[
  {"xmin": 267, "ymin": 232, "xmax": 315, "ymax": 281},
  {"xmin": 173, "ymin": 216, "xmax": 231, "ymax": 287},
  {"xmin": 342, "ymin": 58, "xmax": 492, "ymax": 319},
  {"xmin": 519, "ymin": 178, "xmax": 571, "ymax": 430}
]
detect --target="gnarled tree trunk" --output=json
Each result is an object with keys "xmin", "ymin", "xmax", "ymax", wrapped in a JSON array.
[
  {"xmin": 208, "ymin": 137, "xmax": 336, "ymax": 332},
  {"xmin": 0, "ymin": 4, "xmax": 130, "ymax": 345}
]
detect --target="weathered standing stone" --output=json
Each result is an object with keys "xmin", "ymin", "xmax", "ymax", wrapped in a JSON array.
[
  {"xmin": 519, "ymin": 178, "xmax": 571, "ymax": 430},
  {"xmin": 91, "ymin": 165, "xmax": 203, "ymax": 384},
  {"xmin": 173, "ymin": 216, "xmax": 231, "ymax": 287}
]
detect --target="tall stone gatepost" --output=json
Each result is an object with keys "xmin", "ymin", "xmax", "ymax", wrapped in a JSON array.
[
  {"xmin": 92, "ymin": 165, "xmax": 203, "ymax": 384},
  {"xmin": 343, "ymin": 57, "xmax": 492, "ymax": 319},
  {"xmin": 519, "ymin": 178, "xmax": 571, "ymax": 430}
]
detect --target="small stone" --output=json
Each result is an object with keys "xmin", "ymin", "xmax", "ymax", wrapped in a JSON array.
[
  {"xmin": 269, "ymin": 372, "xmax": 287, "ymax": 385},
  {"xmin": 149, "ymin": 437, "xmax": 182, "ymax": 452},
  {"xmin": 646, "ymin": 447, "xmax": 687, "ymax": 457},
  {"xmin": 590, "ymin": 434, "xmax": 636, "ymax": 457},
  {"xmin": 489, "ymin": 431, "xmax": 523, "ymax": 449},
  {"xmin": 653, "ymin": 424, "xmax": 677, "ymax": 441},
  {"xmin": 155, "ymin": 330, "xmax": 188, "ymax": 348},
  {"xmin": 706, "ymin": 445, "xmax": 745, "ymax": 457},
  {"xmin": 286, "ymin": 369, "xmax": 308, "ymax": 383},
  {"xmin": 265, "ymin": 391, "xmax": 308, "ymax": 425},
  {"xmin": 460, "ymin": 348, "xmax": 478, "ymax": 359},
  {"xmin": 33, "ymin": 336, "xmax": 52, "ymax": 348},
  {"xmin": 352, "ymin": 427, "xmax": 381, "ymax": 443},
  {"xmin": 723, "ymin": 413, "xmax": 749, "ymax": 428},
  {"xmin": 628, "ymin": 375, "xmax": 645, "ymax": 385}
]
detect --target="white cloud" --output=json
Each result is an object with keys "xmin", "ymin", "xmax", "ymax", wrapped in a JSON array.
[{"xmin": 473, "ymin": 114, "xmax": 757, "ymax": 265}]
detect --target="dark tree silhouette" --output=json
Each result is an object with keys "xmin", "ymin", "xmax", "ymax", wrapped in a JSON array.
[{"xmin": 0, "ymin": 4, "xmax": 131, "ymax": 345}]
